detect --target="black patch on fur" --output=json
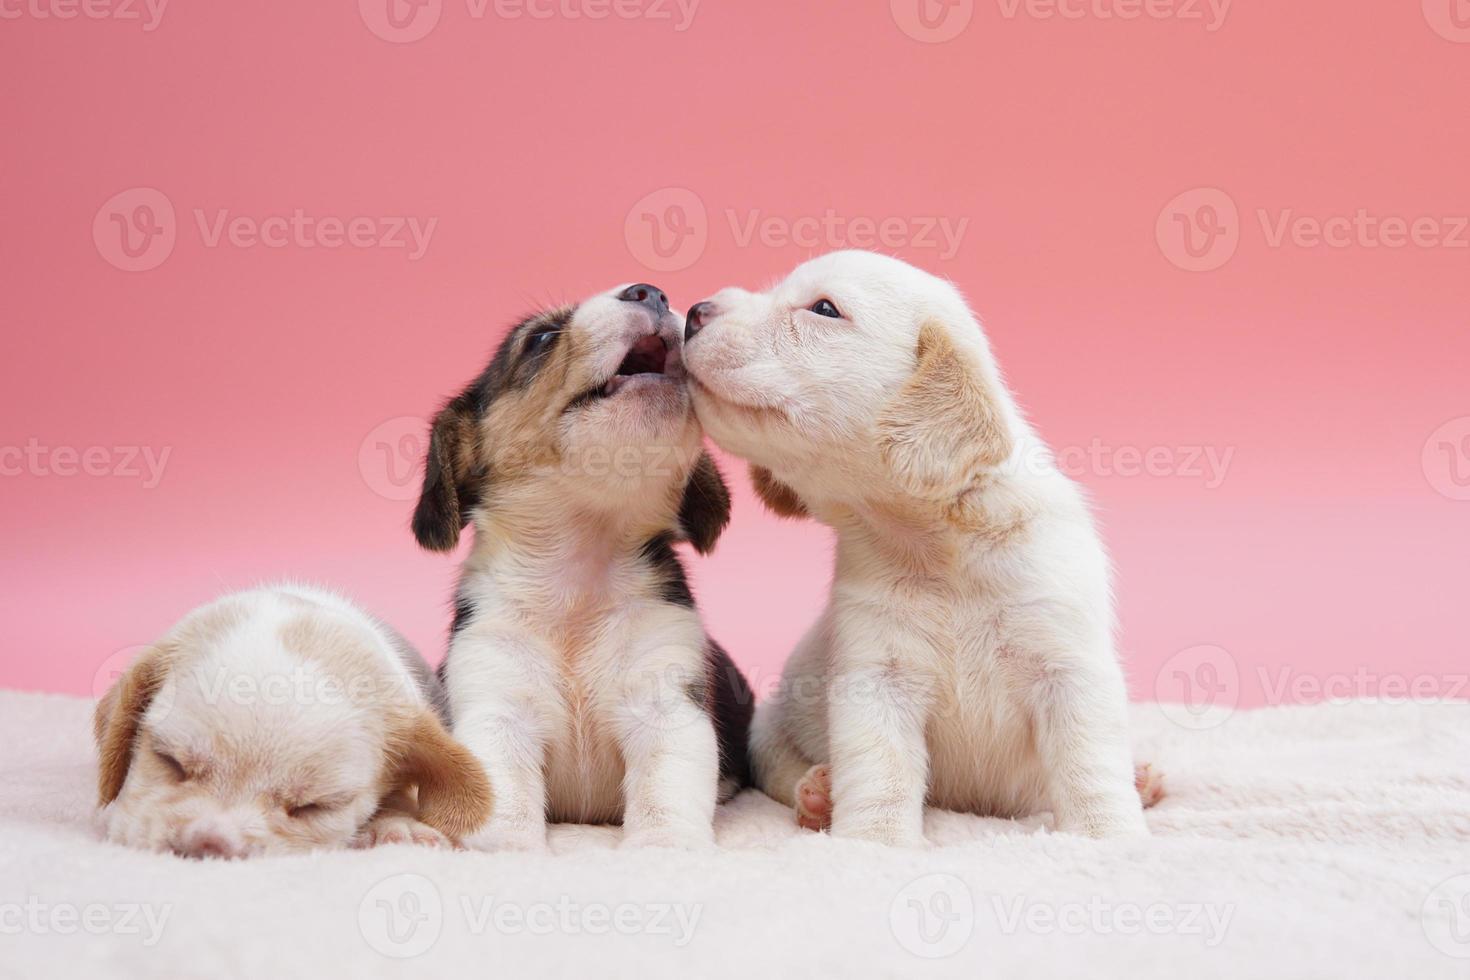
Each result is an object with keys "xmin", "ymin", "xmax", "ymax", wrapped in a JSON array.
[
  {"xmin": 411, "ymin": 307, "xmax": 574, "ymax": 553},
  {"xmin": 449, "ymin": 591, "xmax": 476, "ymax": 639},
  {"xmin": 640, "ymin": 532, "xmax": 695, "ymax": 608},
  {"xmin": 706, "ymin": 640, "xmax": 755, "ymax": 790}
]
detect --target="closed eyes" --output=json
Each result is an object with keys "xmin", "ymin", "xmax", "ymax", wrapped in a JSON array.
[
  {"xmin": 286, "ymin": 796, "xmax": 351, "ymax": 819},
  {"xmin": 153, "ymin": 748, "xmax": 188, "ymax": 781}
]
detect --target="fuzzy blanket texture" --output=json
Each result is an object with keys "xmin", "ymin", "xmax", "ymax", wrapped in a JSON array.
[{"xmin": 1, "ymin": 690, "xmax": 1467, "ymax": 979}]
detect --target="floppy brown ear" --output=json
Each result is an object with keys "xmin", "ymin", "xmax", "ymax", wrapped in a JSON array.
[
  {"xmin": 750, "ymin": 465, "xmax": 808, "ymax": 519},
  {"xmin": 95, "ymin": 646, "xmax": 171, "ymax": 806},
  {"xmin": 412, "ymin": 405, "xmax": 481, "ymax": 553},
  {"xmin": 876, "ymin": 320, "xmax": 1014, "ymax": 499},
  {"xmin": 392, "ymin": 711, "xmax": 493, "ymax": 839},
  {"xmin": 676, "ymin": 452, "xmax": 732, "ymax": 555}
]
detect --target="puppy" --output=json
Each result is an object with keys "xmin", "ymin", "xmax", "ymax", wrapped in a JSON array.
[
  {"xmin": 95, "ymin": 584, "xmax": 493, "ymax": 857},
  {"xmin": 683, "ymin": 251, "xmax": 1160, "ymax": 845},
  {"xmin": 412, "ymin": 283, "xmax": 753, "ymax": 851}
]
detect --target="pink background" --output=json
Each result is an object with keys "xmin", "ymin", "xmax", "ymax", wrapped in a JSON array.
[{"xmin": 3, "ymin": 0, "xmax": 1467, "ymax": 713}]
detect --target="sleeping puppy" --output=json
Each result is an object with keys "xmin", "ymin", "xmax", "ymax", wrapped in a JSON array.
[
  {"xmin": 95, "ymin": 585, "xmax": 493, "ymax": 857},
  {"xmin": 412, "ymin": 283, "xmax": 753, "ymax": 851},
  {"xmin": 682, "ymin": 250, "xmax": 1160, "ymax": 845}
]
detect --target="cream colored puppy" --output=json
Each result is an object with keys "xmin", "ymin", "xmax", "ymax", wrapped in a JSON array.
[
  {"xmin": 95, "ymin": 585, "xmax": 493, "ymax": 857},
  {"xmin": 683, "ymin": 251, "xmax": 1159, "ymax": 845},
  {"xmin": 413, "ymin": 284, "xmax": 753, "ymax": 852}
]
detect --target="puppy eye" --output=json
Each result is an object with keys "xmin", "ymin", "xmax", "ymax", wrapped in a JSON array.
[
  {"xmin": 287, "ymin": 802, "xmax": 333, "ymax": 819},
  {"xmin": 154, "ymin": 750, "xmax": 187, "ymax": 781},
  {"xmin": 809, "ymin": 299, "xmax": 842, "ymax": 319},
  {"xmin": 525, "ymin": 328, "xmax": 559, "ymax": 353}
]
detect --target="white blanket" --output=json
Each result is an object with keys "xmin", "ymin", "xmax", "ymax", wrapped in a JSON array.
[{"xmin": 2, "ymin": 690, "xmax": 1468, "ymax": 979}]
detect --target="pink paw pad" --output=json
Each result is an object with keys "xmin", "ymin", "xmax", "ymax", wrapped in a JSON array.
[
  {"xmin": 795, "ymin": 764, "xmax": 832, "ymax": 831},
  {"xmin": 1134, "ymin": 763, "xmax": 1166, "ymax": 809}
]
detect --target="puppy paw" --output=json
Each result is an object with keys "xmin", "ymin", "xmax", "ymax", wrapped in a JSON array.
[
  {"xmin": 1058, "ymin": 808, "xmax": 1150, "ymax": 840},
  {"xmin": 1134, "ymin": 763, "xmax": 1166, "ymax": 809},
  {"xmin": 794, "ymin": 764, "xmax": 832, "ymax": 832},
  {"xmin": 621, "ymin": 826, "xmax": 714, "ymax": 851},
  {"xmin": 353, "ymin": 814, "xmax": 448, "ymax": 849},
  {"xmin": 460, "ymin": 825, "xmax": 547, "ymax": 853}
]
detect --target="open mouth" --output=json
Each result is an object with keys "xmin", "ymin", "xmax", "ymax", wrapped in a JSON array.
[{"xmin": 567, "ymin": 334, "xmax": 677, "ymax": 409}]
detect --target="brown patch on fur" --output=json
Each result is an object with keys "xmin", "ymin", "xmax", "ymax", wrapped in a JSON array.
[
  {"xmin": 95, "ymin": 645, "xmax": 173, "ymax": 805},
  {"xmin": 750, "ymin": 465, "xmax": 808, "ymax": 519},
  {"xmin": 277, "ymin": 613, "xmax": 408, "ymax": 706},
  {"xmin": 876, "ymin": 320, "xmax": 1014, "ymax": 501},
  {"xmin": 387, "ymin": 710, "xmax": 494, "ymax": 839}
]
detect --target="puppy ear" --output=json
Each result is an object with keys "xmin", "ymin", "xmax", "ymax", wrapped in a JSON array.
[
  {"xmin": 750, "ymin": 465, "xmax": 808, "ymax": 520},
  {"xmin": 676, "ymin": 452, "xmax": 732, "ymax": 555},
  {"xmin": 95, "ymin": 646, "xmax": 171, "ymax": 806},
  {"xmin": 412, "ymin": 405, "xmax": 480, "ymax": 553},
  {"xmin": 876, "ymin": 320, "xmax": 1014, "ymax": 499},
  {"xmin": 391, "ymin": 710, "xmax": 493, "ymax": 840}
]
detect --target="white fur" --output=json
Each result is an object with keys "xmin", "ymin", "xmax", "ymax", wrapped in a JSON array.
[
  {"xmin": 441, "ymin": 287, "xmax": 724, "ymax": 852},
  {"xmin": 685, "ymin": 251, "xmax": 1146, "ymax": 844},
  {"xmin": 100, "ymin": 585, "xmax": 450, "ymax": 857}
]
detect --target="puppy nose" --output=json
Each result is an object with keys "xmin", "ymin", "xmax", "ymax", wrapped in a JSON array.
[
  {"xmin": 617, "ymin": 283, "xmax": 669, "ymax": 317},
  {"xmin": 685, "ymin": 302, "xmax": 715, "ymax": 342},
  {"xmin": 176, "ymin": 822, "xmax": 245, "ymax": 860}
]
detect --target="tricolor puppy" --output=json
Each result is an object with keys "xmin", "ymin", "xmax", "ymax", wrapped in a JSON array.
[
  {"xmin": 683, "ymin": 251, "xmax": 1161, "ymax": 845},
  {"xmin": 413, "ymin": 283, "xmax": 753, "ymax": 851},
  {"xmin": 95, "ymin": 585, "xmax": 493, "ymax": 857}
]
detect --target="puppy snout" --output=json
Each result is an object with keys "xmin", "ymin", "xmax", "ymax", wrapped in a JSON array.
[
  {"xmin": 617, "ymin": 283, "xmax": 670, "ymax": 318},
  {"xmin": 175, "ymin": 820, "xmax": 246, "ymax": 860},
  {"xmin": 685, "ymin": 301, "xmax": 716, "ymax": 342}
]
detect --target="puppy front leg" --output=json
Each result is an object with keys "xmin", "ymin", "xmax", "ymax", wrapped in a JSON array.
[
  {"xmin": 827, "ymin": 602, "xmax": 935, "ymax": 847},
  {"xmin": 614, "ymin": 662, "xmax": 719, "ymax": 850},
  {"xmin": 1031, "ymin": 657, "xmax": 1148, "ymax": 839},
  {"xmin": 445, "ymin": 633, "xmax": 553, "ymax": 852}
]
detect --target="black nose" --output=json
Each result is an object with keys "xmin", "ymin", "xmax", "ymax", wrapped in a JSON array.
[
  {"xmin": 617, "ymin": 283, "xmax": 669, "ymax": 317},
  {"xmin": 685, "ymin": 301, "xmax": 715, "ymax": 342}
]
